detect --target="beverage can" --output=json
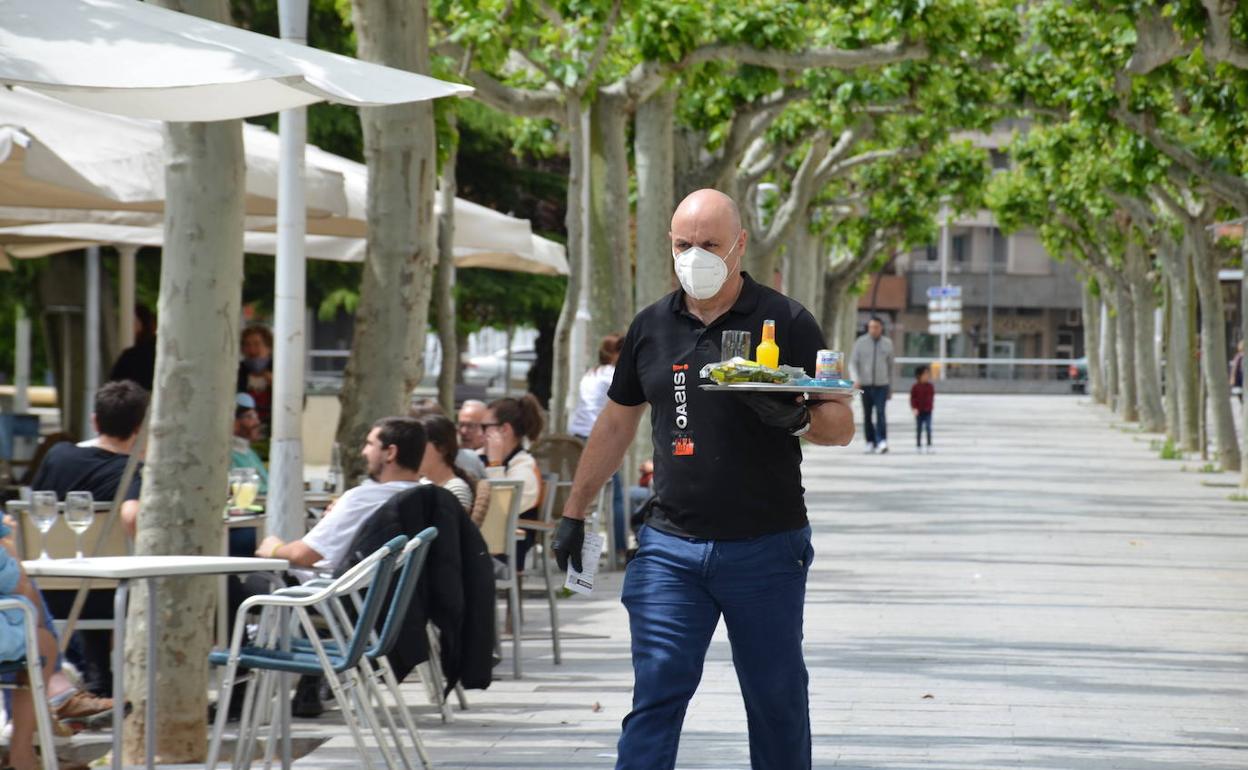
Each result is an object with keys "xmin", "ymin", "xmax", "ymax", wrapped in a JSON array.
[{"xmin": 815, "ymin": 350, "xmax": 843, "ymax": 381}]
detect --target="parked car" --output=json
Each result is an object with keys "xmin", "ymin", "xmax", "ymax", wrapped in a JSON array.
[
  {"xmin": 463, "ymin": 348, "xmax": 537, "ymax": 387},
  {"xmin": 1068, "ymin": 357, "xmax": 1087, "ymax": 393}
]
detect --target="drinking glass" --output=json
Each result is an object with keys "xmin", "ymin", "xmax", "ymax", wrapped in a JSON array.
[
  {"xmin": 721, "ymin": 330, "xmax": 752, "ymax": 361},
  {"xmin": 30, "ymin": 491, "xmax": 58, "ymax": 561},
  {"xmin": 235, "ymin": 469, "xmax": 260, "ymax": 510},
  {"xmin": 64, "ymin": 491, "xmax": 94, "ymax": 561},
  {"xmin": 227, "ymin": 468, "xmax": 249, "ymax": 514}
]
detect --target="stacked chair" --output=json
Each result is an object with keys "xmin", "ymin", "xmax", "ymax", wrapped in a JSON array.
[{"xmin": 207, "ymin": 528, "xmax": 438, "ymax": 770}]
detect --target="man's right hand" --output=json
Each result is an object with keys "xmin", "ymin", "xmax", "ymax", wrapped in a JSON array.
[{"xmin": 553, "ymin": 517, "xmax": 586, "ymax": 572}]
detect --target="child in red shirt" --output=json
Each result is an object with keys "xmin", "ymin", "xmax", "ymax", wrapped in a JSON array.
[{"xmin": 910, "ymin": 365, "xmax": 935, "ymax": 453}]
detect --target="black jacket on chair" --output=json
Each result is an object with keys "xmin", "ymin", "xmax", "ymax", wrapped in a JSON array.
[{"xmin": 336, "ymin": 483, "xmax": 496, "ymax": 692}]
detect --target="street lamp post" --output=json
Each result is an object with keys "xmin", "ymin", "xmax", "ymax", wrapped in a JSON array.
[{"xmin": 938, "ymin": 213, "xmax": 951, "ymax": 381}]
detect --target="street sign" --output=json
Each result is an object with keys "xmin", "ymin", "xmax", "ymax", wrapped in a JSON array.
[
  {"xmin": 927, "ymin": 284, "xmax": 962, "ymax": 337},
  {"xmin": 926, "ymin": 284, "xmax": 962, "ymax": 300}
]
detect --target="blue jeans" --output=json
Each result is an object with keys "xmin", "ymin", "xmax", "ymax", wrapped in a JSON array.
[
  {"xmin": 915, "ymin": 411, "xmax": 932, "ymax": 446},
  {"xmin": 860, "ymin": 385, "xmax": 889, "ymax": 445},
  {"xmin": 617, "ymin": 524, "xmax": 814, "ymax": 770}
]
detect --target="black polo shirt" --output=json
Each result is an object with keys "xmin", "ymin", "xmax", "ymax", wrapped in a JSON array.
[{"xmin": 608, "ymin": 272, "xmax": 826, "ymax": 540}]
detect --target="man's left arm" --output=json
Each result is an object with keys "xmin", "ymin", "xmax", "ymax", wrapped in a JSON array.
[
  {"xmin": 256, "ymin": 535, "xmax": 323, "ymax": 567},
  {"xmin": 804, "ymin": 396, "xmax": 854, "ymax": 446}
]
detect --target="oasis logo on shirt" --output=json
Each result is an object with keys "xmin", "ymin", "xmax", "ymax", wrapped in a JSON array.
[{"xmin": 672, "ymin": 364, "xmax": 689, "ymax": 430}]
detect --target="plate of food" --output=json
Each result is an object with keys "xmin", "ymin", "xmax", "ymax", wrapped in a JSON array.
[{"xmin": 698, "ymin": 358, "xmax": 858, "ymax": 395}]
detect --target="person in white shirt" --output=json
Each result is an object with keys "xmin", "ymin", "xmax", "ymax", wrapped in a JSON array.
[
  {"xmin": 416, "ymin": 414, "xmax": 475, "ymax": 514},
  {"xmin": 483, "ymin": 394, "xmax": 545, "ymax": 570},
  {"xmin": 568, "ymin": 333, "xmax": 627, "ymax": 556},
  {"xmin": 256, "ymin": 417, "xmax": 425, "ymax": 578}
]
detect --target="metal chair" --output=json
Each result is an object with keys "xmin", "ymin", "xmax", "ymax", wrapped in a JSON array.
[
  {"xmin": 280, "ymin": 528, "xmax": 439, "ymax": 769},
  {"xmin": 206, "ymin": 536, "xmax": 407, "ymax": 770},
  {"xmin": 477, "ymin": 480, "xmax": 529, "ymax": 678},
  {"xmin": 0, "ymin": 597, "xmax": 57, "ymax": 770}
]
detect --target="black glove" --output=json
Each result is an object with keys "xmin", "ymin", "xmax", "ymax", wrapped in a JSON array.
[
  {"xmin": 553, "ymin": 517, "xmax": 586, "ymax": 572},
  {"xmin": 738, "ymin": 392, "xmax": 809, "ymax": 433}
]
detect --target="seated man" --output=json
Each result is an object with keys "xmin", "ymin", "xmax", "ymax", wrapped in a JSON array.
[
  {"xmin": 256, "ymin": 416, "xmax": 425, "ymax": 580},
  {"xmin": 230, "ymin": 393, "xmax": 269, "ymax": 494},
  {"xmin": 32, "ymin": 380, "xmax": 145, "ymax": 538},
  {"xmin": 22, "ymin": 381, "xmax": 145, "ymax": 716},
  {"xmin": 248, "ymin": 417, "xmax": 424, "ymax": 719},
  {"xmin": 228, "ymin": 393, "xmax": 268, "ymax": 559}
]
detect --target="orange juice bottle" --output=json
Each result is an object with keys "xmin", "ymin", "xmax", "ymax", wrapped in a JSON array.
[{"xmin": 756, "ymin": 320, "xmax": 779, "ymax": 369}]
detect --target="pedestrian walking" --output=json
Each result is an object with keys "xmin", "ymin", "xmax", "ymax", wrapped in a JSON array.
[
  {"xmin": 910, "ymin": 364, "xmax": 935, "ymax": 453},
  {"xmin": 850, "ymin": 316, "xmax": 894, "ymax": 453},
  {"xmin": 552, "ymin": 189, "xmax": 854, "ymax": 770}
]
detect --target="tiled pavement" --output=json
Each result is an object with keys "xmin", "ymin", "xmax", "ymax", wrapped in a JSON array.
[{"xmin": 223, "ymin": 395, "xmax": 1248, "ymax": 769}]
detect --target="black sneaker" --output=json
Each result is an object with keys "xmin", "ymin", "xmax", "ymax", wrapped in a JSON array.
[
  {"xmin": 291, "ymin": 675, "xmax": 324, "ymax": 719},
  {"xmin": 207, "ymin": 681, "xmax": 247, "ymax": 723}
]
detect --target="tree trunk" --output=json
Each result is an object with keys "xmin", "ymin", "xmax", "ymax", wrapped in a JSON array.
[
  {"xmin": 1103, "ymin": 295, "xmax": 1119, "ymax": 412},
  {"xmin": 1189, "ymin": 228, "xmax": 1241, "ymax": 470},
  {"xmin": 1159, "ymin": 244, "xmax": 1197, "ymax": 450},
  {"xmin": 786, "ymin": 218, "xmax": 820, "ymax": 313},
  {"xmin": 821, "ymin": 274, "xmax": 848, "ymax": 347},
  {"xmin": 1115, "ymin": 284, "xmax": 1139, "ymax": 422},
  {"xmin": 436, "ymin": 119, "xmax": 459, "ymax": 415},
  {"xmin": 633, "ymin": 89, "xmax": 676, "ymax": 313},
  {"xmin": 812, "ymin": 237, "xmax": 829, "ymax": 325},
  {"xmin": 1161, "ymin": 282, "xmax": 1180, "ymax": 442},
  {"xmin": 1082, "ymin": 283, "xmax": 1106, "ymax": 404},
  {"xmin": 550, "ymin": 96, "xmax": 587, "ymax": 434},
  {"xmin": 337, "ymin": 0, "xmax": 438, "ymax": 482},
  {"xmin": 1241, "ymin": 233, "xmax": 1248, "ymax": 485},
  {"xmin": 125, "ymin": 4, "xmax": 245, "ymax": 755},
  {"xmin": 589, "ymin": 92, "xmax": 633, "ymax": 341},
  {"xmin": 1125, "ymin": 242, "xmax": 1165, "ymax": 431}
]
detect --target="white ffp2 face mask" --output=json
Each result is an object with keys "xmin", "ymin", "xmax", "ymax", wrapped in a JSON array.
[{"xmin": 673, "ymin": 238, "xmax": 740, "ymax": 300}]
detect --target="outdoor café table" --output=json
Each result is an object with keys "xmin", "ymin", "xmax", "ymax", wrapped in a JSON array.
[{"xmin": 22, "ymin": 555, "xmax": 288, "ymax": 770}]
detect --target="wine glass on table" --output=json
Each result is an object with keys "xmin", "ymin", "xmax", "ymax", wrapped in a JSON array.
[
  {"xmin": 30, "ymin": 491, "xmax": 58, "ymax": 561},
  {"xmin": 64, "ymin": 491, "xmax": 94, "ymax": 561}
]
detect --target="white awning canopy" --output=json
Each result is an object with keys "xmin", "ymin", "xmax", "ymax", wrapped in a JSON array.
[
  {"xmin": 0, "ymin": 0, "xmax": 472, "ymax": 120},
  {"xmin": 0, "ymin": 219, "xmax": 568, "ymax": 276},
  {"xmin": 0, "ymin": 88, "xmax": 348, "ymax": 216}
]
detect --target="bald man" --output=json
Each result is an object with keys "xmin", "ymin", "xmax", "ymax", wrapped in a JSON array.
[{"xmin": 555, "ymin": 189, "xmax": 854, "ymax": 770}]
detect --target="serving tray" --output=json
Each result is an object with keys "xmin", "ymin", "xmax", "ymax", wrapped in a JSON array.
[{"xmin": 698, "ymin": 382, "xmax": 858, "ymax": 395}]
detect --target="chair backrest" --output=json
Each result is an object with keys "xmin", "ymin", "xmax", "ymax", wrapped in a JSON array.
[
  {"xmin": 469, "ymin": 478, "xmax": 491, "ymax": 528},
  {"xmin": 7, "ymin": 500, "xmax": 130, "ymax": 589},
  {"xmin": 16, "ymin": 432, "xmax": 73, "ymax": 486},
  {"xmin": 367, "ymin": 526, "xmax": 438, "ymax": 658},
  {"xmin": 337, "ymin": 535, "xmax": 406, "ymax": 669},
  {"xmin": 529, "ymin": 434, "xmax": 584, "ymax": 480},
  {"xmin": 478, "ymin": 480, "xmax": 523, "ymax": 556}
]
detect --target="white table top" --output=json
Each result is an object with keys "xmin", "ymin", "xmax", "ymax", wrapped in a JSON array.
[{"xmin": 22, "ymin": 555, "xmax": 288, "ymax": 579}]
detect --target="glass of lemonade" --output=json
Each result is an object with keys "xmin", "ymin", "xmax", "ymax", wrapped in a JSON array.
[
  {"xmin": 233, "ymin": 468, "xmax": 260, "ymax": 511},
  {"xmin": 30, "ymin": 491, "xmax": 58, "ymax": 560},
  {"xmin": 64, "ymin": 491, "xmax": 94, "ymax": 561}
]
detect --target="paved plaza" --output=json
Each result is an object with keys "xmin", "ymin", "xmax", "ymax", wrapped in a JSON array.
[{"xmin": 276, "ymin": 394, "xmax": 1248, "ymax": 769}]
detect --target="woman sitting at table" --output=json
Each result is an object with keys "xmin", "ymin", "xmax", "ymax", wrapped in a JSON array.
[
  {"xmin": 415, "ymin": 415, "xmax": 475, "ymax": 515},
  {"xmin": 0, "ymin": 522, "xmax": 61, "ymax": 770},
  {"xmin": 483, "ymin": 395, "xmax": 544, "ymax": 571}
]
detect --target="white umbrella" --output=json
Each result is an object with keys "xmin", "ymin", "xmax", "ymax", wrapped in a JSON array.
[
  {"xmin": 0, "ymin": 221, "xmax": 569, "ymax": 275},
  {"xmin": 0, "ymin": 87, "xmax": 348, "ymax": 215},
  {"xmin": 0, "ymin": 0, "xmax": 472, "ymax": 120},
  {"xmin": 0, "ymin": 0, "xmax": 474, "ymax": 543}
]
